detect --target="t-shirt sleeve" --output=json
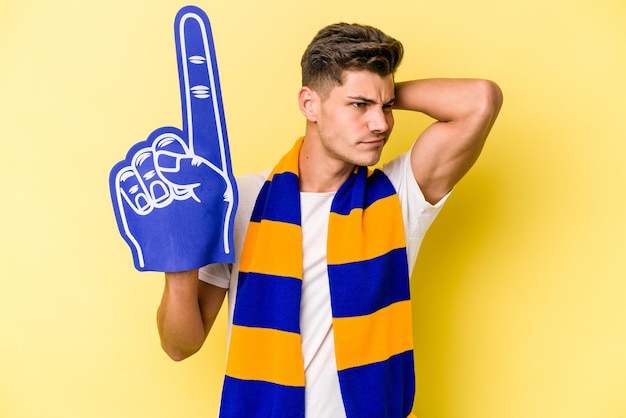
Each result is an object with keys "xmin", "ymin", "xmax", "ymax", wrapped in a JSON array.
[
  {"xmin": 199, "ymin": 263, "xmax": 231, "ymax": 289},
  {"xmin": 382, "ymin": 149, "xmax": 450, "ymax": 273}
]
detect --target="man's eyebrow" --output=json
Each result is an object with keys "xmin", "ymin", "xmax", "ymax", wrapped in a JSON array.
[{"xmin": 347, "ymin": 95, "xmax": 396, "ymax": 105}]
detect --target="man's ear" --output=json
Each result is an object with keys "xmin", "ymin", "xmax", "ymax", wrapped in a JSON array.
[{"xmin": 298, "ymin": 86, "xmax": 319, "ymax": 122}]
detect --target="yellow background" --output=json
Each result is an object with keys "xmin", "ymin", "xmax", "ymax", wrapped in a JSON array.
[{"xmin": 1, "ymin": 0, "xmax": 625, "ymax": 417}]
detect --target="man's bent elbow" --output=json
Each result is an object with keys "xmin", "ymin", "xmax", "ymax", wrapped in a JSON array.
[
  {"xmin": 477, "ymin": 79, "xmax": 503, "ymax": 118},
  {"xmin": 161, "ymin": 340, "xmax": 201, "ymax": 362}
]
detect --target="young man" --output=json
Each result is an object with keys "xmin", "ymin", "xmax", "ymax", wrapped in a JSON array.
[{"xmin": 157, "ymin": 23, "xmax": 502, "ymax": 417}]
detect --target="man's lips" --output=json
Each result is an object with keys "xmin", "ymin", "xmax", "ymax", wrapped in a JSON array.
[{"xmin": 360, "ymin": 137, "xmax": 387, "ymax": 146}]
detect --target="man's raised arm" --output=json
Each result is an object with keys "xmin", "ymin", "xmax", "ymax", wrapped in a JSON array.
[
  {"xmin": 157, "ymin": 270, "xmax": 226, "ymax": 361},
  {"xmin": 394, "ymin": 78, "xmax": 503, "ymax": 204}
]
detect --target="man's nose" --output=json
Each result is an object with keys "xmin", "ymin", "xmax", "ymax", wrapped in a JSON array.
[{"xmin": 368, "ymin": 108, "xmax": 391, "ymax": 133}]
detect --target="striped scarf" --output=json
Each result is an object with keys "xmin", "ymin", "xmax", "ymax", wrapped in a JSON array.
[{"xmin": 220, "ymin": 137, "xmax": 416, "ymax": 417}]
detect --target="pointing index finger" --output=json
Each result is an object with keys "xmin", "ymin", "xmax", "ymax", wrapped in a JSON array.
[{"xmin": 175, "ymin": 6, "xmax": 228, "ymax": 171}]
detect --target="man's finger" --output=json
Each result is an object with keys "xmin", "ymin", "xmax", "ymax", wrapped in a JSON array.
[{"xmin": 175, "ymin": 6, "xmax": 228, "ymax": 170}]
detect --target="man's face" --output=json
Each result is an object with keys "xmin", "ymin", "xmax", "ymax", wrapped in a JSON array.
[{"xmin": 314, "ymin": 70, "xmax": 395, "ymax": 167}]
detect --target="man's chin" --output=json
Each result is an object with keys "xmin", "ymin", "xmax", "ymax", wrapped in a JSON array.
[{"xmin": 355, "ymin": 154, "xmax": 383, "ymax": 167}]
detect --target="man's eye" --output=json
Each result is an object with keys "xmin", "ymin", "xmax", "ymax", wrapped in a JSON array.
[{"xmin": 352, "ymin": 102, "xmax": 367, "ymax": 108}]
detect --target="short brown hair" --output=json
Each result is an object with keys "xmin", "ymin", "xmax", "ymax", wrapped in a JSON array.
[{"xmin": 301, "ymin": 23, "xmax": 404, "ymax": 97}]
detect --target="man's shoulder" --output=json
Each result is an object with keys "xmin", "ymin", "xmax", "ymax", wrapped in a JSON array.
[
  {"xmin": 236, "ymin": 171, "xmax": 270, "ymax": 193},
  {"xmin": 233, "ymin": 171, "xmax": 270, "ymax": 221},
  {"xmin": 381, "ymin": 151, "xmax": 412, "ymax": 190}
]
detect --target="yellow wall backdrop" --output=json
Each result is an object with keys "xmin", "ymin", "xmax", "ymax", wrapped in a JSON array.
[{"xmin": 1, "ymin": 0, "xmax": 625, "ymax": 417}]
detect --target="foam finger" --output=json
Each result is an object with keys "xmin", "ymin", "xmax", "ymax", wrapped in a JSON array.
[
  {"xmin": 175, "ymin": 6, "xmax": 227, "ymax": 167},
  {"xmin": 116, "ymin": 165, "xmax": 151, "ymax": 215},
  {"xmin": 132, "ymin": 149, "xmax": 171, "ymax": 208}
]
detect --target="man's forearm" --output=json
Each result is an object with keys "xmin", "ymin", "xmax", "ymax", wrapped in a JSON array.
[
  {"xmin": 394, "ymin": 78, "xmax": 502, "ymax": 123},
  {"xmin": 157, "ymin": 270, "xmax": 207, "ymax": 361}
]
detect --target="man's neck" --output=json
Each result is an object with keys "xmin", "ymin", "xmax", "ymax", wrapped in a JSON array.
[{"xmin": 298, "ymin": 135, "xmax": 355, "ymax": 193}]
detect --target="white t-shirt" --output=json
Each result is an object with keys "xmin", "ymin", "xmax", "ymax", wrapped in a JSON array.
[{"xmin": 200, "ymin": 150, "xmax": 448, "ymax": 417}]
